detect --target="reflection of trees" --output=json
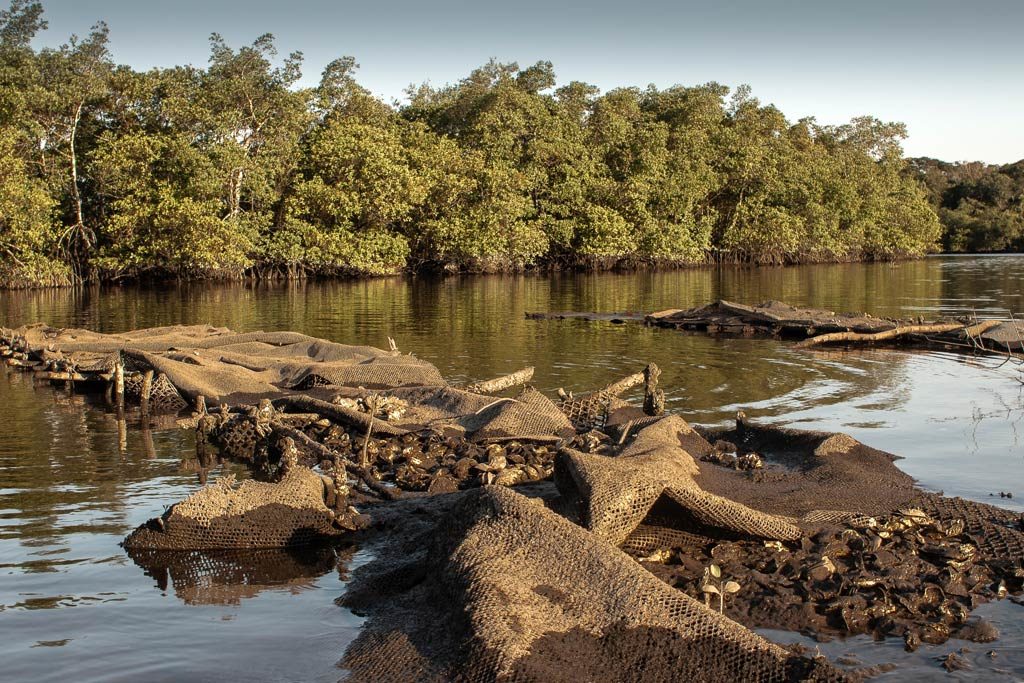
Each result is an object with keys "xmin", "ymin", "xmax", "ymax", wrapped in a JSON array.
[
  {"xmin": 938, "ymin": 256, "xmax": 1024, "ymax": 318},
  {"xmin": 0, "ymin": 261, "xmax": 948, "ymax": 430},
  {"xmin": 0, "ymin": 370, "xmax": 201, "ymax": 571}
]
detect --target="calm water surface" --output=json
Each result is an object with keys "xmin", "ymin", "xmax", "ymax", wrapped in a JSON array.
[{"xmin": 1, "ymin": 255, "xmax": 1022, "ymax": 681}]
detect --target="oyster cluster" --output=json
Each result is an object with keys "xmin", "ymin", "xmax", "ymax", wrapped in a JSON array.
[
  {"xmin": 331, "ymin": 393, "xmax": 408, "ymax": 421},
  {"xmin": 308, "ymin": 421, "xmax": 557, "ymax": 493},
  {"xmin": 648, "ymin": 508, "xmax": 1022, "ymax": 651},
  {"xmin": 702, "ymin": 439, "xmax": 763, "ymax": 471}
]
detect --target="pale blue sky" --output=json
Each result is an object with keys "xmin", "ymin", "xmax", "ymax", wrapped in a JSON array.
[{"xmin": 32, "ymin": 0, "xmax": 1024, "ymax": 163}]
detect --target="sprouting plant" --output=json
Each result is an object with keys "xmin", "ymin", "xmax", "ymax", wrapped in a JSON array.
[{"xmin": 700, "ymin": 563, "xmax": 741, "ymax": 614}]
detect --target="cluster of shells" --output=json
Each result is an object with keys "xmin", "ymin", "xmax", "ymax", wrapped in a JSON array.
[
  {"xmin": 702, "ymin": 439, "xmax": 764, "ymax": 471},
  {"xmin": 331, "ymin": 393, "xmax": 409, "ymax": 421},
  {"xmin": 306, "ymin": 421, "xmax": 558, "ymax": 493},
  {"xmin": 653, "ymin": 508, "xmax": 1020, "ymax": 650}
]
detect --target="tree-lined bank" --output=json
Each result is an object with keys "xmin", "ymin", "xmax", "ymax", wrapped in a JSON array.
[{"xmin": 0, "ymin": 1, "xmax": 948, "ymax": 288}]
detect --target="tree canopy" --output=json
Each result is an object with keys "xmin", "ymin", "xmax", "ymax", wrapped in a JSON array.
[
  {"xmin": 905, "ymin": 157, "xmax": 1024, "ymax": 253},
  {"xmin": 0, "ymin": 1, "xmax": 947, "ymax": 288}
]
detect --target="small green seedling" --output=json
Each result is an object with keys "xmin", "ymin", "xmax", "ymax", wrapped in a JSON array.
[{"xmin": 701, "ymin": 563, "xmax": 741, "ymax": 614}]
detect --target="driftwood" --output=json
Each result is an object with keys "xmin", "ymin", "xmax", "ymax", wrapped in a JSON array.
[
  {"xmin": 271, "ymin": 395, "xmax": 408, "ymax": 436},
  {"xmin": 113, "ymin": 356, "xmax": 125, "ymax": 408},
  {"xmin": 602, "ymin": 370, "xmax": 646, "ymax": 397},
  {"xmin": 796, "ymin": 319, "xmax": 1003, "ymax": 348},
  {"xmin": 528, "ymin": 300, "xmax": 1023, "ymax": 356},
  {"xmin": 643, "ymin": 363, "xmax": 665, "ymax": 416},
  {"xmin": 464, "ymin": 366, "xmax": 535, "ymax": 394}
]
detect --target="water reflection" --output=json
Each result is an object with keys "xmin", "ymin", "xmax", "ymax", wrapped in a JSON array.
[{"xmin": 126, "ymin": 546, "xmax": 349, "ymax": 606}]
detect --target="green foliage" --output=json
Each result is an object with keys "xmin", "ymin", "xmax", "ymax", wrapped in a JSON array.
[
  {"xmin": 0, "ymin": 127, "xmax": 67, "ymax": 286},
  {"xmin": 0, "ymin": 1, "xmax": 951, "ymax": 288},
  {"xmin": 906, "ymin": 158, "xmax": 1024, "ymax": 253}
]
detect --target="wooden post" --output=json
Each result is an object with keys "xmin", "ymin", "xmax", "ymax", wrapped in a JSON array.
[
  {"xmin": 643, "ymin": 363, "xmax": 665, "ymax": 416},
  {"xmin": 113, "ymin": 354, "xmax": 125, "ymax": 409},
  {"xmin": 140, "ymin": 370, "xmax": 154, "ymax": 413}
]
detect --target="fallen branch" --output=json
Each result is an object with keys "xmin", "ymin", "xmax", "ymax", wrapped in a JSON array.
[
  {"xmin": 269, "ymin": 419, "xmax": 400, "ymax": 501},
  {"xmin": 269, "ymin": 420, "xmax": 336, "ymax": 465},
  {"xmin": 465, "ymin": 367, "xmax": 535, "ymax": 394},
  {"xmin": 601, "ymin": 369, "xmax": 646, "ymax": 396},
  {"xmin": 272, "ymin": 395, "xmax": 408, "ymax": 435},
  {"xmin": 796, "ymin": 320, "xmax": 1002, "ymax": 348}
]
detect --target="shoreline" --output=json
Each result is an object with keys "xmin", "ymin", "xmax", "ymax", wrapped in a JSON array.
[{"xmin": 6, "ymin": 251, "xmax": 1024, "ymax": 292}]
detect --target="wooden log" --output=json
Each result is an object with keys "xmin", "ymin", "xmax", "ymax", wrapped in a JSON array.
[
  {"xmin": 644, "ymin": 309, "xmax": 684, "ymax": 324},
  {"xmin": 601, "ymin": 370, "xmax": 646, "ymax": 397},
  {"xmin": 465, "ymin": 367, "xmax": 535, "ymax": 394},
  {"xmin": 961, "ymin": 319, "xmax": 1005, "ymax": 340},
  {"xmin": 795, "ymin": 321, "xmax": 998, "ymax": 348},
  {"xmin": 271, "ymin": 395, "xmax": 408, "ymax": 435},
  {"xmin": 37, "ymin": 371, "xmax": 89, "ymax": 382}
]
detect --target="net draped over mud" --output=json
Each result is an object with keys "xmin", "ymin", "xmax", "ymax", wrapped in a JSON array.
[{"xmin": 4, "ymin": 322, "xmax": 1024, "ymax": 680}]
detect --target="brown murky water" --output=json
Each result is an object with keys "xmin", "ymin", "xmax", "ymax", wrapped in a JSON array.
[{"xmin": 1, "ymin": 255, "xmax": 1022, "ymax": 681}]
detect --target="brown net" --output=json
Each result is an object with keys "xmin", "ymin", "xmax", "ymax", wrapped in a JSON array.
[
  {"xmin": 339, "ymin": 485, "xmax": 846, "ymax": 683},
  {"xmin": 692, "ymin": 421, "xmax": 920, "ymax": 520},
  {"xmin": 555, "ymin": 416, "xmax": 805, "ymax": 547},
  {"xmin": 912, "ymin": 493, "xmax": 1024, "ymax": 562},
  {"xmin": 8, "ymin": 323, "xmax": 445, "ymax": 405},
  {"xmin": 559, "ymin": 390, "xmax": 615, "ymax": 431},
  {"xmin": 122, "ymin": 467, "xmax": 345, "ymax": 550}
]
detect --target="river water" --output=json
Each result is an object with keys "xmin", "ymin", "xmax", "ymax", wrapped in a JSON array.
[{"xmin": 1, "ymin": 255, "xmax": 1022, "ymax": 681}]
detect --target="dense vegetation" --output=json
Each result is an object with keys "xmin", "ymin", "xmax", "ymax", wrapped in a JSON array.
[
  {"xmin": 906, "ymin": 158, "xmax": 1024, "ymax": 253},
  {"xmin": 0, "ymin": 1, "xmax": 943, "ymax": 288}
]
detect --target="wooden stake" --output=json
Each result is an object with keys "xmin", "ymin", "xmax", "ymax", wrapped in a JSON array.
[{"xmin": 113, "ymin": 355, "xmax": 125, "ymax": 409}]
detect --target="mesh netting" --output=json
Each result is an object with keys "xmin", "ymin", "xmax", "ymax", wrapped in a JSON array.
[
  {"xmin": 692, "ymin": 422, "xmax": 920, "ymax": 519},
  {"xmin": 8, "ymin": 323, "xmax": 446, "ymax": 405},
  {"xmin": 559, "ymin": 390, "xmax": 614, "ymax": 431},
  {"xmin": 912, "ymin": 493, "xmax": 1024, "ymax": 562},
  {"xmin": 124, "ymin": 371, "xmax": 188, "ymax": 412},
  {"xmin": 339, "ymin": 485, "xmax": 846, "ymax": 683},
  {"xmin": 555, "ymin": 416, "xmax": 804, "ymax": 547},
  {"xmin": 123, "ymin": 467, "xmax": 343, "ymax": 550}
]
